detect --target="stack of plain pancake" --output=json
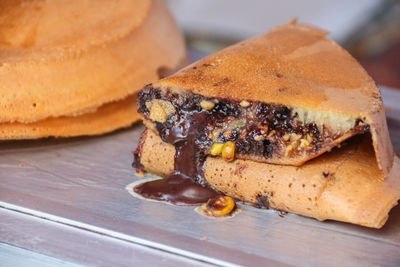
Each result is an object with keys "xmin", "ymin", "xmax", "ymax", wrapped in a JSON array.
[{"xmin": 0, "ymin": 0, "xmax": 186, "ymax": 139}]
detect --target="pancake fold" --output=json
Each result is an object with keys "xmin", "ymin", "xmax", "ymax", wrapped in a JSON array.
[
  {"xmin": 134, "ymin": 22, "xmax": 400, "ymax": 228},
  {"xmin": 138, "ymin": 23, "xmax": 393, "ymax": 176},
  {"xmin": 138, "ymin": 130, "xmax": 400, "ymax": 228}
]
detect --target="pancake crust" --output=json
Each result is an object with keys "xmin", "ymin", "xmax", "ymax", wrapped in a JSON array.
[
  {"xmin": 0, "ymin": 0, "xmax": 186, "ymax": 123},
  {"xmin": 0, "ymin": 0, "xmax": 151, "ymax": 50},
  {"xmin": 0, "ymin": 95, "xmax": 139, "ymax": 140},
  {"xmin": 154, "ymin": 23, "xmax": 393, "ymax": 176},
  {"xmin": 138, "ymin": 130, "xmax": 400, "ymax": 228}
]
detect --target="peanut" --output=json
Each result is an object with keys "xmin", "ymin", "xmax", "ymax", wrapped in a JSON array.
[
  {"xmin": 240, "ymin": 100, "xmax": 250, "ymax": 108},
  {"xmin": 200, "ymin": 100, "xmax": 215, "ymax": 110},
  {"xmin": 290, "ymin": 133, "xmax": 302, "ymax": 141},
  {"xmin": 222, "ymin": 141, "xmax": 235, "ymax": 161},
  {"xmin": 253, "ymin": 135, "xmax": 265, "ymax": 141},
  {"xmin": 282, "ymin": 134, "xmax": 290, "ymax": 141},
  {"xmin": 145, "ymin": 100, "xmax": 175, "ymax": 123},
  {"xmin": 203, "ymin": 195, "xmax": 236, "ymax": 217},
  {"xmin": 210, "ymin": 143, "xmax": 224, "ymax": 156}
]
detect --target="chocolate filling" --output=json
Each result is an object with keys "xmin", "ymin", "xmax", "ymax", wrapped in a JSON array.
[
  {"xmin": 133, "ymin": 85, "xmax": 370, "ymax": 205},
  {"xmin": 134, "ymin": 110, "xmax": 219, "ymax": 205},
  {"xmin": 138, "ymin": 86, "xmax": 369, "ymax": 160}
]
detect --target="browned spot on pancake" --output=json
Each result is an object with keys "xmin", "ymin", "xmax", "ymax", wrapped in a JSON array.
[
  {"xmin": 234, "ymin": 164, "xmax": 248, "ymax": 175},
  {"xmin": 276, "ymin": 72, "xmax": 283, "ymax": 78},
  {"xmin": 213, "ymin": 78, "xmax": 230, "ymax": 87},
  {"xmin": 256, "ymin": 194, "xmax": 270, "ymax": 209},
  {"xmin": 322, "ymin": 171, "xmax": 335, "ymax": 178}
]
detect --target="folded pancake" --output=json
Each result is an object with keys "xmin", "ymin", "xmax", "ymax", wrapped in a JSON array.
[
  {"xmin": 0, "ymin": 95, "xmax": 139, "ymax": 140},
  {"xmin": 0, "ymin": 0, "xmax": 186, "ymax": 123},
  {"xmin": 136, "ymin": 130, "xmax": 400, "ymax": 228},
  {"xmin": 137, "ymin": 23, "xmax": 393, "ymax": 176}
]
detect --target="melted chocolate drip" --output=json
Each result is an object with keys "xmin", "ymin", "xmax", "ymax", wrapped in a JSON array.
[
  {"xmin": 134, "ymin": 173, "xmax": 217, "ymax": 205},
  {"xmin": 134, "ymin": 111, "xmax": 219, "ymax": 205},
  {"xmin": 134, "ymin": 86, "xmax": 370, "ymax": 206}
]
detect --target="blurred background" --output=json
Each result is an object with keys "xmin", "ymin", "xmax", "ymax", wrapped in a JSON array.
[{"xmin": 166, "ymin": 0, "xmax": 400, "ymax": 89}]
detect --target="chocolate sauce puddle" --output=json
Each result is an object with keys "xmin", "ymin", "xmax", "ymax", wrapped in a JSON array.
[{"xmin": 134, "ymin": 111, "xmax": 219, "ymax": 205}]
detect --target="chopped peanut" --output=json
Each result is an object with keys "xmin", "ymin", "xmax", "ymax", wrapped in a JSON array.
[
  {"xmin": 282, "ymin": 134, "xmax": 290, "ymax": 141},
  {"xmin": 145, "ymin": 100, "xmax": 175, "ymax": 123},
  {"xmin": 306, "ymin": 134, "xmax": 313, "ymax": 143},
  {"xmin": 210, "ymin": 143, "xmax": 224, "ymax": 156},
  {"xmin": 222, "ymin": 141, "xmax": 235, "ymax": 161},
  {"xmin": 209, "ymin": 129, "xmax": 222, "ymax": 141},
  {"xmin": 253, "ymin": 135, "xmax": 265, "ymax": 141},
  {"xmin": 146, "ymin": 101, "xmax": 167, "ymax": 123},
  {"xmin": 223, "ymin": 129, "xmax": 232, "ymax": 138},
  {"xmin": 300, "ymin": 138, "xmax": 310, "ymax": 149},
  {"xmin": 240, "ymin": 100, "xmax": 250, "ymax": 108},
  {"xmin": 290, "ymin": 133, "xmax": 302, "ymax": 141},
  {"xmin": 285, "ymin": 144, "xmax": 294, "ymax": 157},
  {"xmin": 203, "ymin": 195, "xmax": 236, "ymax": 217},
  {"xmin": 200, "ymin": 100, "xmax": 215, "ymax": 110}
]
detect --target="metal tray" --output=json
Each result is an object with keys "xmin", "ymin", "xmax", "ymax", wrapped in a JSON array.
[{"xmin": 1, "ymin": 87, "xmax": 400, "ymax": 266}]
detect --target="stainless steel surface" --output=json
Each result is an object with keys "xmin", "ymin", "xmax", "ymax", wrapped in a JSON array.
[
  {"xmin": 0, "ymin": 243, "xmax": 81, "ymax": 267},
  {"xmin": 0, "ymin": 207, "xmax": 211, "ymax": 267},
  {"xmin": 1, "ymin": 87, "xmax": 400, "ymax": 266}
]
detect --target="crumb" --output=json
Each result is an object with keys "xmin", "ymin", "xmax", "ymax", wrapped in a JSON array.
[
  {"xmin": 19, "ymin": 163, "xmax": 25, "ymax": 167},
  {"xmin": 278, "ymin": 210, "xmax": 287, "ymax": 218},
  {"xmin": 200, "ymin": 237, "xmax": 208, "ymax": 241}
]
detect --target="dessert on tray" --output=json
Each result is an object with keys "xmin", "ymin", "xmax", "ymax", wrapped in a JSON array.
[{"xmin": 133, "ymin": 22, "xmax": 400, "ymax": 228}]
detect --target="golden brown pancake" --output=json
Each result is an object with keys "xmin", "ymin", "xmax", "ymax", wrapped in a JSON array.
[
  {"xmin": 0, "ymin": 95, "xmax": 139, "ymax": 140},
  {"xmin": 0, "ymin": 0, "xmax": 151, "ymax": 50},
  {"xmin": 138, "ymin": 130, "xmax": 400, "ymax": 228},
  {"xmin": 133, "ymin": 22, "xmax": 400, "ymax": 227},
  {"xmin": 138, "ymin": 23, "xmax": 392, "ymax": 175},
  {"xmin": 0, "ymin": 0, "xmax": 186, "ymax": 124}
]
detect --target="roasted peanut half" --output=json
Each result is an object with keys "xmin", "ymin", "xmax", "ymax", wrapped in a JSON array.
[
  {"xmin": 222, "ymin": 141, "xmax": 235, "ymax": 161},
  {"xmin": 199, "ymin": 195, "xmax": 236, "ymax": 217},
  {"xmin": 210, "ymin": 143, "xmax": 224, "ymax": 156},
  {"xmin": 200, "ymin": 100, "xmax": 215, "ymax": 110},
  {"xmin": 240, "ymin": 100, "xmax": 250, "ymax": 108},
  {"xmin": 145, "ymin": 99, "xmax": 175, "ymax": 123}
]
